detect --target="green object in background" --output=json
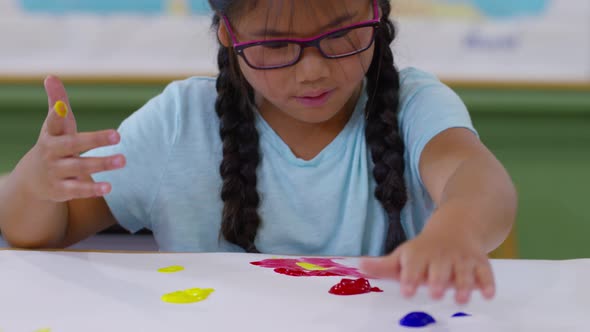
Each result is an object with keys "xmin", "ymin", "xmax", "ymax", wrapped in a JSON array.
[
  {"xmin": 457, "ymin": 87, "xmax": 590, "ymax": 260},
  {"xmin": 0, "ymin": 83, "xmax": 589, "ymax": 260},
  {"xmin": 0, "ymin": 83, "xmax": 164, "ymax": 170}
]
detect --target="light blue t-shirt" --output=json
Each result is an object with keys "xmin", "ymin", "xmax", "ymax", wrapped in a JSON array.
[{"xmin": 85, "ymin": 67, "xmax": 476, "ymax": 256}]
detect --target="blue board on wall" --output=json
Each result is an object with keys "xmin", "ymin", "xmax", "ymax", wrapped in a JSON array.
[
  {"xmin": 19, "ymin": 0, "xmax": 212, "ymax": 15},
  {"xmin": 18, "ymin": 1, "xmax": 550, "ymax": 18},
  {"xmin": 470, "ymin": 0, "xmax": 549, "ymax": 18}
]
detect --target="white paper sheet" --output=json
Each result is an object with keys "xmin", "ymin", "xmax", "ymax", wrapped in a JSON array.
[{"xmin": 0, "ymin": 250, "xmax": 589, "ymax": 332}]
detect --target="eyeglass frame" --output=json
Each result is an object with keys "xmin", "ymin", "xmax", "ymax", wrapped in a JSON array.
[{"xmin": 221, "ymin": 0, "xmax": 381, "ymax": 70}]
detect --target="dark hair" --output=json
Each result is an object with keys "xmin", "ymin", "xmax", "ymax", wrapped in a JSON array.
[{"xmin": 209, "ymin": 0, "xmax": 407, "ymax": 254}]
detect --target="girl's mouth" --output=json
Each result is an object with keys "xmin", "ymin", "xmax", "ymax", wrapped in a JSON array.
[{"xmin": 294, "ymin": 89, "xmax": 335, "ymax": 107}]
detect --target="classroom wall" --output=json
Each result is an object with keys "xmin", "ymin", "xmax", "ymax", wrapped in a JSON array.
[{"xmin": 1, "ymin": 0, "xmax": 589, "ymax": 83}]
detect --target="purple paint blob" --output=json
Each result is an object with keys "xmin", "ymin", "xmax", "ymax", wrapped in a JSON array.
[
  {"xmin": 399, "ymin": 312, "xmax": 436, "ymax": 328},
  {"xmin": 452, "ymin": 312, "xmax": 471, "ymax": 317}
]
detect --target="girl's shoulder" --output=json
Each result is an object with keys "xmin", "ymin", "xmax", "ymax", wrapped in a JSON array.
[
  {"xmin": 397, "ymin": 67, "xmax": 462, "ymax": 113},
  {"xmin": 152, "ymin": 76, "xmax": 220, "ymax": 126},
  {"xmin": 398, "ymin": 67, "xmax": 445, "ymax": 100},
  {"xmin": 161, "ymin": 76, "xmax": 218, "ymax": 106},
  {"xmin": 174, "ymin": 75, "xmax": 217, "ymax": 88}
]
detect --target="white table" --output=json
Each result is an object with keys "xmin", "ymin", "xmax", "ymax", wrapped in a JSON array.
[{"xmin": 0, "ymin": 250, "xmax": 588, "ymax": 332}]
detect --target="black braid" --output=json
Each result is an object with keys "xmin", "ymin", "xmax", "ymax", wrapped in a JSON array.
[
  {"xmin": 365, "ymin": 0, "xmax": 408, "ymax": 253},
  {"xmin": 212, "ymin": 14, "xmax": 263, "ymax": 253}
]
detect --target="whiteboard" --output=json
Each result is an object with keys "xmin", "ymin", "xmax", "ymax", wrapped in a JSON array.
[{"xmin": 0, "ymin": 0, "xmax": 589, "ymax": 84}]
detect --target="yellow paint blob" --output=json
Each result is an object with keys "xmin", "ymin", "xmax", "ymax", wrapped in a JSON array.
[
  {"xmin": 53, "ymin": 100, "xmax": 68, "ymax": 118},
  {"xmin": 157, "ymin": 265, "xmax": 185, "ymax": 273},
  {"xmin": 35, "ymin": 329, "xmax": 51, "ymax": 332},
  {"xmin": 296, "ymin": 262, "xmax": 329, "ymax": 271},
  {"xmin": 162, "ymin": 288, "xmax": 215, "ymax": 304}
]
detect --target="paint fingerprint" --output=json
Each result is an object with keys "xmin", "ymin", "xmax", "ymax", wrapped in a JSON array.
[
  {"xmin": 251, "ymin": 258, "xmax": 367, "ymax": 278},
  {"xmin": 399, "ymin": 312, "xmax": 436, "ymax": 328},
  {"xmin": 329, "ymin": 278, "xmax": 383, "ymax": 296},
  {"xmin": 157, "ymin": 265, "xmax": 185, "ymax": 273},
  {"xmin": 161, "ymin": 288, "xmax": 215, "ymax": 304}
]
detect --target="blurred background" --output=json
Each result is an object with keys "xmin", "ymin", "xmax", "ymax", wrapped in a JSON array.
[{"xmin": 0, "ymin": 0, "xmax": 589, "ymax": 258}]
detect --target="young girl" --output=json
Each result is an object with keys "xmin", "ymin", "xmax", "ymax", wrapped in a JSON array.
[{"xmin": 0, "ymin": 0, "xmax": 516, "ymax": 304}]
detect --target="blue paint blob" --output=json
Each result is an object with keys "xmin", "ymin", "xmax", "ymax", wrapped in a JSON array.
[
  {"xmin": 399, "ymin": 312, "xmax": 436, "ymax": 328},
  {"xmin": 452, "ymin": 312, "xmax": 471, "ymax": 317}
]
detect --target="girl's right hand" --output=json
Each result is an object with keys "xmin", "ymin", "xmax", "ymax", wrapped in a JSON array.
[{"xmin": 26, "ymin": 76, "xmax": 126, "ymax": 202}]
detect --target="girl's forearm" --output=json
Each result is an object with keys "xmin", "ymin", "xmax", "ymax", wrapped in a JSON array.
[
  {"xmin": 421, "ymin": 155, "xmax": 517, "ymax": 253},
  {"xmin": 0, "ymin": 152, "xmax": 68, "ymax": 248}
]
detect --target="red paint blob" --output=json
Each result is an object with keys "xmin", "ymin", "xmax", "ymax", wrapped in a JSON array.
[
  {"xmin": 329, "ymin": 278, "xmax": 383, "ymax": 295},
  {"xmin": 251, "ymin": 258, "xmax": 367, "ymax": 278}
]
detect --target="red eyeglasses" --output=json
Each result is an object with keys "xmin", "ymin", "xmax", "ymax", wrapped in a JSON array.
[{"xmin": 222, "ymin": 0, "xmax": 380, "ymax": 70}]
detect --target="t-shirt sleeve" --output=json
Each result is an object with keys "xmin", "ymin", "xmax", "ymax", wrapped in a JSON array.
[
  {"xmin": 83, "ymin": 83, "xmax": 180, "ymax": 233},
  {"xmin": 398, "ymin": 68, "xmax": 478, "ymax": 189}
]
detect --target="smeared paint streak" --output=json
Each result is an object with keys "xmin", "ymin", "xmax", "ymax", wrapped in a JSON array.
[
  {"xmin": 296, "ymin": 262, "xmax": 328, "ymax": 271},
  {"xmin": 161, "ymin": 288, "xmax": 214, "ymax": 304},
  {"xmin": 157, "ymin": 265, "xmax": 185, "ymax": 273},
  {"xmin": 275, "ymin": 267, "xmax": 340, "ymax": 277},
  {"xmin": 329, "ymin": 278, "xmax": 383, "ymax": 295},
  {"xmin": 251, "ymin": 258, "xmax": 367, "ymax": 278}
]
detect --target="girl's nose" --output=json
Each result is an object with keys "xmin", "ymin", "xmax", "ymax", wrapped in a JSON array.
[{"xmin": 294, "ymin": 47, "xmax": 330, "ymax": 84}]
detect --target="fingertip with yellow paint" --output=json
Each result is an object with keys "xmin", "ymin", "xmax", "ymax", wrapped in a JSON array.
[{"xmin": 54, "ymin": 100, "xmax": 68, "ymax": 118}]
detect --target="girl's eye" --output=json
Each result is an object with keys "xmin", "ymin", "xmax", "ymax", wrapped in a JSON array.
[
  {"xmin": 262, "ymin": 42, "xmax": 290, "ymax": 50},
  {"xmin": 328, "ymin": 30, "xmax": 351, "ymax": 39}
]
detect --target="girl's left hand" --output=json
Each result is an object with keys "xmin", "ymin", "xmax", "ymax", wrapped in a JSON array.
[{"xmin": 360, "ymin": 229, "xmax": 496, "ymax": 304}]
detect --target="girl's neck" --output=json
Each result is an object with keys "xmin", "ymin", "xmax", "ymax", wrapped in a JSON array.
[{"xmin": 257, "ymin": 83, "xmax": 363, "ymax": 161}]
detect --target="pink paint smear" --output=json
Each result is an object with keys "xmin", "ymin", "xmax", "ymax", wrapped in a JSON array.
[{"xmin": 251, "ymin": 258, "xmax": 368, "ymax": 278}]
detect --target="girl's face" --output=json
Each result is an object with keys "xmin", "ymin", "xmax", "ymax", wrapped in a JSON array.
[{"xmin": 220, "ymin": 0, "xmax": 376, "ymax": 125}]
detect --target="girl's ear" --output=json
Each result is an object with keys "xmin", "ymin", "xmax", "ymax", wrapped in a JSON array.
[{"xmin": 217, "ymin": 20, "xmax": 231, "ymax": 47}]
